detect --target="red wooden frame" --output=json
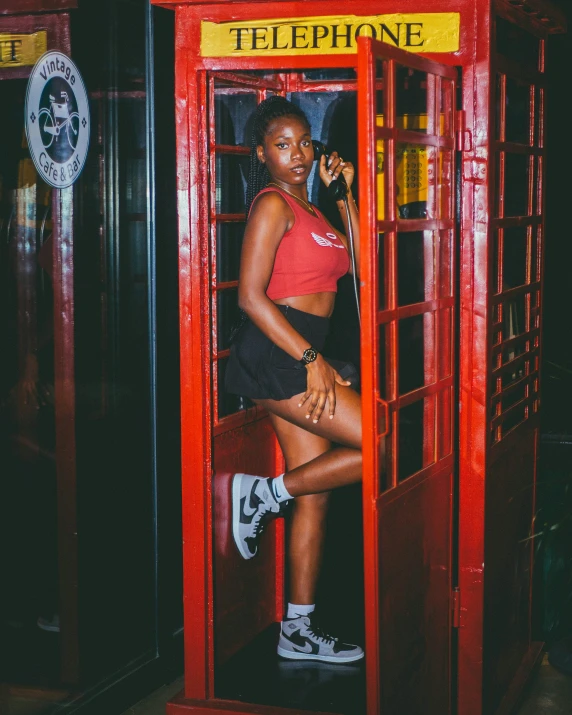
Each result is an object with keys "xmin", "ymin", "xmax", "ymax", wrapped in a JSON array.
[{"xmin": 151, "ymin": 1, "xmax": 566, "ymax": 714}]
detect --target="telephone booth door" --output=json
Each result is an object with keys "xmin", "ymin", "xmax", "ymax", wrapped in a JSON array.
[{"xmin": 358, "ymin": 37, "xmax": 458, "ymax": 715}]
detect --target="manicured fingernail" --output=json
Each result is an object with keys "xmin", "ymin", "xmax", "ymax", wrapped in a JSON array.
[
  {"xmin": 330, "ymin": 415, "xmax": 334, "ymax": 419},
  {"xmin": 313, "ymin": 419, "xmax": 318, "ymax": 423},
  {"xmin": 328, "ymin": 170, "xmax": 333, "ymax": 175},
  {"xmin": 306, "ymin": 415, "xmax": 310, "ymax": 419}
]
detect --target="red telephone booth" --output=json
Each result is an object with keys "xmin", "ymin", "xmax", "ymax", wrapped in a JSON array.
[{"xmin": 148, "ymin": 1, "xmax": 566, "ymax": 713}]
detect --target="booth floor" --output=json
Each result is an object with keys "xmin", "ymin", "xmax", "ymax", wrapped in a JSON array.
[{"xmin": 117, "ymin": 654, "xmax": 572, "ymax": 715}]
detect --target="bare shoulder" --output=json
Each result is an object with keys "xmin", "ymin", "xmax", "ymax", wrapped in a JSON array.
[{"xmin": 249, "ymin": 189, "xmax": 295, "ymax": 226}]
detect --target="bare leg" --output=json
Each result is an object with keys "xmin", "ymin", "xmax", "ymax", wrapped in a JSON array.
[
  {"xmin": 269, "ymin": 414, "xmax": 332, "ymax": 605},
  {"xmin": 255, "ymin": 384, "xmax": 362, "ymax": 498}
]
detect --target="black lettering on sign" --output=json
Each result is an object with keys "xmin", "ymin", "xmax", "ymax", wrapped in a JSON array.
[
  {"xmin": 380, "ymin": 24, "xmax": 401, "ymax": 46},
  {"xmin": 354, "ymin": 24, "xmax": 377, "ymax": 41},
  {"xmin": 0, "ymin": 39, "xmax": 22, "ymax": 63},
  {"xmin": 291, "ymin": 25, "xmax": 309, "ymax": 49},
  {"xmin": 251, "ymin": 27, "xmax": 268, "ymax": 50},
  {"xmin": 312, "ymin": 25, "xmax": 329, "ymax": 49},
  {"xmin": 405, "ymin": 23, "xmax": 424, "ymax": 47},
  {"xmin": 271, "ymin": 25, "xmax": 288, "ymax": 50},
  {"xmin": 331, "ymin": 23, "xmax": 353, "ymax": 49},
  {"xmin": 229, "ymin": 27, "xmax": 250, "ymax": 51}
]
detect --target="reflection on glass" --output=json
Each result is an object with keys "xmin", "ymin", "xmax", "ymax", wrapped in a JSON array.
[
  {"xmin": 502, "ymin": 360, "xmax": 528, "ymax": 388},
  {"xmin": 503, "ymin": 153, "xmax": 530, "ymax": 217},
  {"xmin": 397, "ymin": 231, "xmax": 431, "ymax": 306},
  {"xmin": 440, "ymin": 79, "xmax": 453, "ymax": 137},
  {"xmin": 217, "ymin": 288, "xmax": 241, "ymax": 352},
  {"xmin": 505, "ymin": 77, "xmax": 531, "ymax": 145},
  {"xmin": 396, "ymin": 143, "xmax": 433, "ymax": 219},
  {"xmin": 215, "ymin": 92, "xmax": 258, "ymax": 146},
  {"xmin": 215, "ymin": 153, "xmax": 248, "ymax": 214},
  {"xmin": 302, "ymin": 68, "xmax": 357, "ymax": 81},
  {"xmin": 503, "ymin": 295, "xmax": 527, "ymax": 341},
  {"xmin": 438, "ymin": 150, "xmax": 453, "ymax": 219},
  {"xmin": 502, "ymin": 404, "xmax": 527, "ymax": 434},
  {"xmin": 439, "ymin": 229, "xmax": 453, "ymax": 298},
  {"xmin": 503, "ymin": 226, "xmax": 528, "ymax": 289},
  {"xmin": 396, "ymin": 65, "xmax": 428, "ymax": 128},
  {"xmin": 399, "ymin": 313, "xmax": 434, "ymax": 394},
  {"xmin": 217, "ymin": 222, "xmax": 245, "ymax": 283},
  {"xmin": 378, "ymin": 323, "xmax": 387, "ymax": 400},
  {"xmin": 534, "ymin": 86, "xmax": 544, "ymax": 147},
  {"xmin": 378, "ymin": 232, "xmax": 386, "ymax": 310},
  {"xmin": 376, "ymin": 138, "xmax": 385, "ymax": 220}
]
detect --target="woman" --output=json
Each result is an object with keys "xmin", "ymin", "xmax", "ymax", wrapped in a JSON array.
[{"xmin": 225, "ymin": 96, "xmax": 362, "ymax": 664}]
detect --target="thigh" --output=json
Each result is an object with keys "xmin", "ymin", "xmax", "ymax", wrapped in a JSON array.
[
  {"xmin": 255, "ymin": 384, "xmax": 361, "ymax": 450},
  {"xmin": 269, "ymin": 413, "xmax": 331, "ymax": 471}
]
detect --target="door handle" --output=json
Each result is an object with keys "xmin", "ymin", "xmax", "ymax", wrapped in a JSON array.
[{"xmin": 376, "ymin": 396, "xmax": 389, "ymax": 437}]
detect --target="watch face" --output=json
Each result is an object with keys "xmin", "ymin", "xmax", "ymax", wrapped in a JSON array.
[{"xmin": 303, "ymin": 348, "xmax": 318, "ymax": 363}]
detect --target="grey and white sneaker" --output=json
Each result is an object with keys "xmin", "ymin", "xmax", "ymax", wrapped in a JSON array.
[
  {"xmin": 232, "ymin": 473, "xmax": 283, "ymax": 560},
  {"xmin": 278, "ymin": 613, "xmax": 364, "ymax": 663}
]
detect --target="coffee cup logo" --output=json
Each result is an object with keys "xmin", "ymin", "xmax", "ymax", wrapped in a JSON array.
[{"xmin": 25, "ymin": 51, "xmax": 90, "ymax": 188}]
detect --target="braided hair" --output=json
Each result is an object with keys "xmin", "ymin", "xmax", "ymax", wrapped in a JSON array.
[{"xmin": 245, "ymin": 96, "xmax": 311, "ymax": 215}]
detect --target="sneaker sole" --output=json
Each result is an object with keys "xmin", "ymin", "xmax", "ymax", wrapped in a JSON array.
[
  {"xmin": 232, "ymin": 473, "xmax": 255, "ymax": 560},
  {"xmin": 277, "ymin": 645, "xmax": 364, "ymax": 663}
]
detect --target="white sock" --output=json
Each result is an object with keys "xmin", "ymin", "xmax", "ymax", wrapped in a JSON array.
[
  {"xmin": 287, "ymin": 602, "xmax": 315, "ymax": 619},
  {"xmin": 270, "ymin": 473, "xmax": 293, "ymax": 503}
]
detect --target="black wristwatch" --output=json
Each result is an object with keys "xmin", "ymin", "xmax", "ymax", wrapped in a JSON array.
[{"xmin": 301, "ymin": 347, "xmax": 319, "ymax": 365}]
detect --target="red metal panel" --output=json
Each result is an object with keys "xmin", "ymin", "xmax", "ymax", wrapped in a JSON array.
[{"xmin": 358, "ymin": 35, "xmax": 457, "ymax": 715}]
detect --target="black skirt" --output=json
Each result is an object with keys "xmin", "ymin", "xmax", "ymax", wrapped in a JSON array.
[{"xmin": 224, "ymin": 305, "xmax": 358, "ymax": 402}]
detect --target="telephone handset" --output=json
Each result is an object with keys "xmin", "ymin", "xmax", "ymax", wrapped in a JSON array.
[
  {"xmin": 311, "ymin": 140, "xmax": 360, "ymax": 324},
  {"xmin": 311, "ymin": 140, "xmax": 348, "ymax": 201}
]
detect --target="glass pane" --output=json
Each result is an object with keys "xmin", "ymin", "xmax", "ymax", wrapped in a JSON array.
[
  {"xmin": 215, "ymin": 92, "xmax": 258, "ymax": 146},
  {"xmin": 496, "ymin": 16, "xmax": 540, "ymax": 71},
  {"xmin": 378, "ymin": 323, "xmax": 387, "ymax": 401},
  {"xmin": 397, "ymin": 231, "xmax": 433, "ymax": 306},
  {"xmin": 438, "ymin": 308, "xmax": 453, "ymax": 379},
  {"xmin": 399, "ymin": 312, "xmax": 435, "ymax": 394},
  {"xmin": 496, "ymin": 74, "xmax": 503, "ymax": 141},
  {"xmin": 505, "ymin": 77, "xmax": 531, "ymax": 145},
  {"xmin": 438, "ymin": 229, "xmax": 453, "ymax": 299},
  {"xmin": 215, "ymin": 153, "xmax": 248, "ymax": 214},
  {"xmin": 396, "ymin": 66, "xmax": 428, "ymax": 130},
  {"xmin": 438, "ymin": 150, "xmax": 453, "ymax": 219},
  {"xmin": 376, "ymin": 138, "xmax": 385, "ymax": 221},
  {"xmin": 440, "ymin": 79, "xmax": 454, "ymax": 137},
  {"xmin": 217, "ymin": 222, "xmax": 245, "ymax": 283},
  {"xmin": 534, "ymin": 86, "xmax": 544, "ymax": 147},
  {"xmin": 503, "ymin": 153, "xmax": 530, "ymax": 217},
  {"xmin": 503, "ymin": 226, "xmax": 528, "ymax": 290},
  {"xmin": 398, "ymin": 398, "xmax": 434, "ymax": 481},
  {"xmin": 302, "ymin": 68, "xmax": 356, "ymax": 81},
  {"xmin": 503, "ymin": 295, "xmax": 527, "ymax": 340},
  {"xmin": 502, "ymin": 403, "xmax": 527, "ymax": 434},
  {"xmin": 378, "ymin": 232, "xmax": 386, "ymax": 310},
  {"xmin": 217, "ymin": 288, "xmax": 241, "ymax": 352},
  {"xmin": 502, "ymin": 360, "xmax": 529, "ymax": 388},
  {"xmin": 396, "ymin": 143, "xmax": 434, "ymax": 219},
  {"xmin": 217, "ymin": 358, "xmax": 245, "ymax": 418}
]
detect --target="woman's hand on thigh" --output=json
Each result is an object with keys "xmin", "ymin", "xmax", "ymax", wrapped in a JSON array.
[{"xmin": 299, "ymin": 355, "xmax": 351, "ymax": 423}]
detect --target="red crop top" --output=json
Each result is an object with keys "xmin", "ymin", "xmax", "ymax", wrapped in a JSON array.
[{"xmin": 252, "ymin": 187, "xmax": 350, "ymax": 301}]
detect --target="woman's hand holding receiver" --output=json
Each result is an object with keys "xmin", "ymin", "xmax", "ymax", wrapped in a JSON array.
[
  {"xmin": 299, "ymin": 354, "xmax": 351, "ymax": 423},
  {"xmin": 318, "ymin": 151, "xmax": 355, "ymax": 192}
]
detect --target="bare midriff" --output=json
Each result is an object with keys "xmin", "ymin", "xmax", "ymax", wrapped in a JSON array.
[{"xmin": 274, "ymin": 291, "xmax": 337, "ymax": 319}]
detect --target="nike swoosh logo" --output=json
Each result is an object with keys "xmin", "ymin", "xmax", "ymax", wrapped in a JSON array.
[
  {"xmin": 240, "ymin": 495, "xmax": 257, "ymax": 519},
  {"xmin": 274, "ymin": 486, "xmax": 283, "ymax": 499},
  {"xmin": 292, "ymin": 642, "xmax": 314, "ymax": 654}
]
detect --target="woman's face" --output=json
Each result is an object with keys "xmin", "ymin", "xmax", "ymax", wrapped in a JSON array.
[{"xmin": 257, "ymin": 115, "xmax": 313, "ymax": 187}]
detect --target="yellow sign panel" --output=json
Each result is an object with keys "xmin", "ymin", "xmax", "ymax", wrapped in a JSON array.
[
  {"xmin": 0, "ymin": 32, "xmax": 47, "ymax": 68},
  {"xmin": 201, "ymin": 13, "xmax": 460, "ymax": 58}
]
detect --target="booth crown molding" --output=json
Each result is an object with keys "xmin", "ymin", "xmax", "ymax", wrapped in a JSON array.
[
  {"xmin": 498, "ymin": 0, "xmax": 567, "ymax": 32},
  {"xmin": 0, "ymin": 0, "xmax": 77, "ymax": 15}
]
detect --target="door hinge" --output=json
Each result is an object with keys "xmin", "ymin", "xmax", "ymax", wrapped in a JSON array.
[
  {"xmin": 456, "ymin": 110, "xmax": 472, "ymax": 151},
  {"xmin": 452, "ymin": 587, "xmax": 461, "ymax": 628}
]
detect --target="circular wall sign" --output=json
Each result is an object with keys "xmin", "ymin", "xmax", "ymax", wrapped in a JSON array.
[{"xmin": 25, "ymin": 51, "xmax": 90, "ymax": 189}]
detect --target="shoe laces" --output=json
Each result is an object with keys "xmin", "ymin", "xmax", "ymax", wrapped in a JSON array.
[
  {"xmin": 251, "ymin": 501, "xmax": 274, "ymax": 539},
  {"xmin": 306, "ymin": 617, "xmax": 337, "ymax": 646}
]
